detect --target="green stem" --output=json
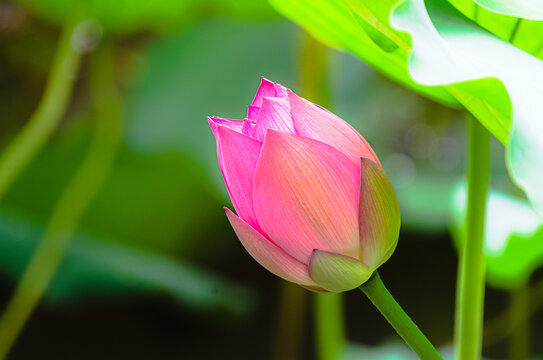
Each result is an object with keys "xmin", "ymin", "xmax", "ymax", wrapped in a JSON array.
[
  {"xmin": 314, "ymin": 293, "xmax": 345, "ymax": 360},
  {"xmin": 360, "ymin": 272, "xmax": 443, "ymax": 360},
  {"xmin": 0, "ymin": 19, "xmax": 82, "ymax": 200},
  {"xmin": 454, "ymin": 115, "xmax": 490, "ymax": 360},
  {"xmin": 509, "ymin": 283, "xmax": 530, "ymax": 360},
  {"xmin": 272, "ymin": 281, "xmax": 307, "ymax": 360},
  {"xmin": 300, "ymin": 29, "xmax": 329, "ymax": 106},
  {"xmin": 0, "ymin": 41, "xmax": 122, "ymax": 359}
]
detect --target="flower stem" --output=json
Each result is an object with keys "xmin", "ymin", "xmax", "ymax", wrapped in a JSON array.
[
  {"xmin": 454, "ymin": 115, "xmax": 490, "ymax": 360},
  {"xmin": 359, "ymin": 272, "xmax": 443, "ymax": 360},
  {"xmin": 314, "ymin": 293, "xmax": 345, "ymax": 360},
  {"xmin": 0, "ymin": 41, "xmax": 122, "ymax": 359},
  {"xmin": 0, "ymin": 19, "xmax": 82, "ymax": 200}
]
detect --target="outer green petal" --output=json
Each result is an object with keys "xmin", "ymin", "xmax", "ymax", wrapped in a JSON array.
[
  {"xmin": 309, "ymin": 250, "xmax": 372, "ymax": 293},
  {"xmin": 359, "ymin": 158, "xmax": 401, "ymax": 270}
]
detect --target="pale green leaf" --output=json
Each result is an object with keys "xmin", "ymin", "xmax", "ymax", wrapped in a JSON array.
[
  {"xmin": 474, "ymin": 0, "xmax": 543, "ymax": 20},
  {"xmin": 390, "ymin": 0, "xmax": 543, "ymax": 217},
  {"xmin": 449, "ymin": 0, "xmax": 543, "ymax": 58}
]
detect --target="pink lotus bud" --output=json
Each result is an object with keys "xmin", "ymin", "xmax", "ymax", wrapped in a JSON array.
[{"xmin": 209, "ymin": 78, "xmax": 400, "ymax": 293}]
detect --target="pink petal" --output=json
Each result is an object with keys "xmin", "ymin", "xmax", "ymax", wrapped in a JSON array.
[
  {"xmin": 247, "ymin": 78, "xmax": 290, "ymax": 120},
  {"xmin": 250, "ymin": 78, "xmax": 276, "ymax": 107},
  {"xmin": 208, "ymin": 116, "xmax": 244, "ymax": 139},
  {"xmin": 242, "ymin": 119, "xmax": 256, "ymax": 138},
  {"xmin": 273, "ymin": 82, "xmax": 288, "ymax": 98},
  {"xmin": 225, "ymin": 208, "xmax": 316, "ymax": 286},
  {"xmin": 252, "ymin": 97, "xmax": 296, "ymax": 141},
  {"xmin": 247, "ymin": 105, "xmax": 260, "ymax": 121},
  {"xmin": 287, "ymin": 89, "xmax": 380, "ymax": 167},
  {"xmin": 216, "ymin": 125, "xmax": 262, "ymax": 228},
  {"xmin": 253, "ymin": 130, "xmax": 361, "ymax": 264}
]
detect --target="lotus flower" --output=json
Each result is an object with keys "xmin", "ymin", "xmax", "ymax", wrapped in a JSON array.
[{"xmin": 208, "ymin": 78, "xmax": 400, "ymax": 293}]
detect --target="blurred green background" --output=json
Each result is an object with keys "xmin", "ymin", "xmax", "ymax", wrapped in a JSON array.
[{"xmin": 1, "ymin": 0, "xmax": 543, "ymax": 359}]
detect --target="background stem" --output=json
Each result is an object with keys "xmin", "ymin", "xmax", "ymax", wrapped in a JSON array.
[
  {"xmin": 454, "ymin": 115, "xmax": 490, "ymax": 360},
  {"xmin": 509, "ymin": 283, "xmax": 530, "ymax": 360},
  {"xmin": 299, "ymin": 29, "xmax": 347, "ymax": 360},
  {"xmin": 0, "ymin": 19, "xmax": 82, "ymax": 200},
  {"xmin": 360, "ymin": 272, "xmax": 442, "ymax": 360},
  {"xmin": 272, "ymin": 281, "xmax": 307, "ymax": 360},
  {"xmin": 481, "ymin": 275, "xmax": 543, "ymax": 347},
  {"xmin": 0, "ymin": 41, "xmax": 122, "ymax": 359},
  {"xmin": 314, "ymin": 293, "xmax": 345, "ymax": 360}
]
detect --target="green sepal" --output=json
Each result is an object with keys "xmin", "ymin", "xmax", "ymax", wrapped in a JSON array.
[
  {"xmin": 359, "ymin": 157, "xmax": 401, "ymax": 270},
  {"xmin": 309, "ymin": 250, "xmax": 372, "ymax": 293}
]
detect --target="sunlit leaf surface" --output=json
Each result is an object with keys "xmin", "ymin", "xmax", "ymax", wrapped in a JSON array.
[
  {"xmin": 474, "ymin": 0, "xmax": 543, "ymax": 20},
  {"xmin": 391, "ymin": 0, "xmax": 543, "ymax": 218},
  {"xmin": 449, "ymin": 0, "xmax": 543, "ymax": 58}
]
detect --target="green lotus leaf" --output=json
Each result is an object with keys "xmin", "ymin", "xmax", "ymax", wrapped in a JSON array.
[
  {"xmin": 474, "ymin": 0, "xmax": 543, "ymax": 20},
  {"xmin": 268, "ymin": 0, "xmax": 460, "ymax": 108},
  {"xmin": 391, "ymin": 0, "xmax": 543, "ymax": 218},
  {"xmin": 449, "ymin": 0, "xmax": 543, "ymax": 58}
]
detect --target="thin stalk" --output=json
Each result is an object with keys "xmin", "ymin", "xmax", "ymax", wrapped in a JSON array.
[
  {"xmin": 300, "ymin": 29, "xmax": 329, "ymax": 105},
  {"xmin": 0, "ymin": 42, "xmax": 122, "ymax": 359},
  {"xmin": 0, "ymin": 19, "xmax": 82, "ymax": 199},
  {"xmin": 484, "ymin": 275, "xmax": 543, "ymax": 347},
  {"xmin": 314, "ymin": 293, "xmax": 345, "ymax": 360},
  {"xmin": 509, "ymin": 283, "xmax": 530, "ymax": 360},
  {"xmin": 272, "ymin": 281, "xmax": 307, "ymax": 360},
  {"xmin": 454, "ymin": 115, "xmax": 490, "ymax": 360},
  {"xmin": 359, "ymin": 272, "xmax": 443, "ymax": 360}
]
